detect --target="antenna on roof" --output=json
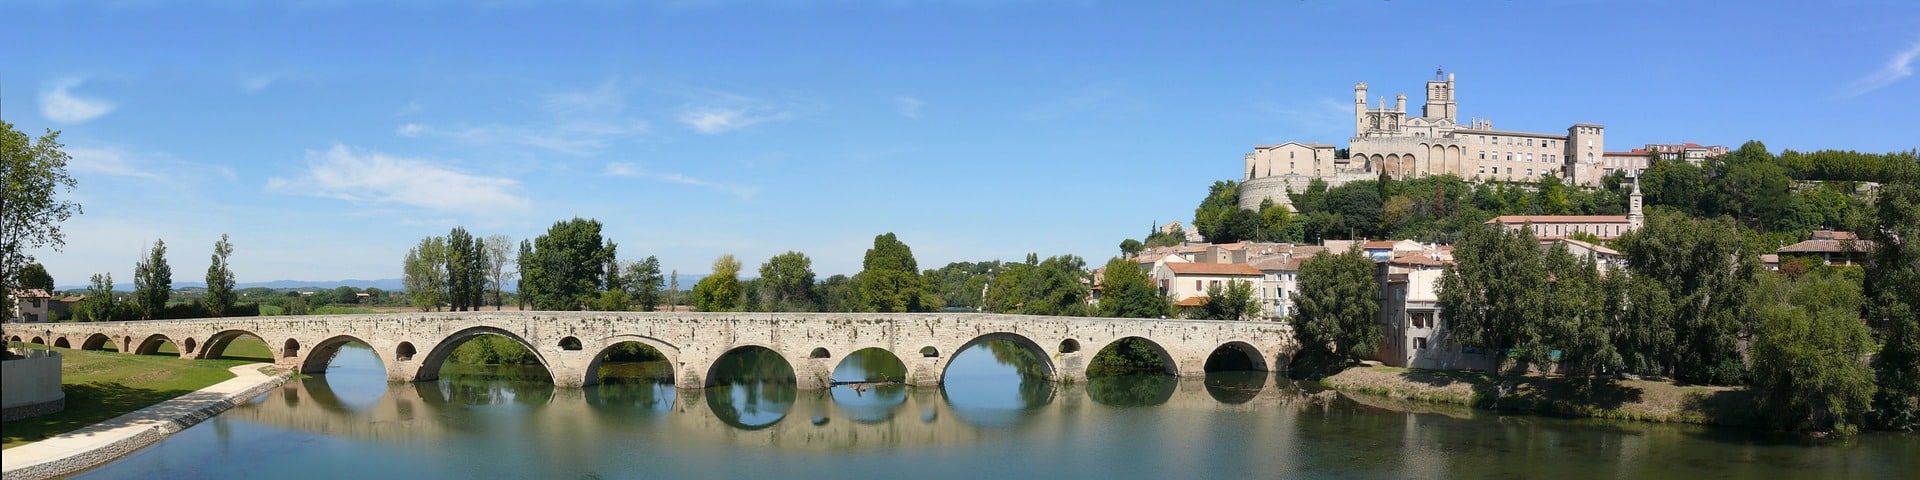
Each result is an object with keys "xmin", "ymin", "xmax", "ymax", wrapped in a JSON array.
[{"xmin": 1435, "ymin": 66, "xmax": 1445, "ymax": 80}]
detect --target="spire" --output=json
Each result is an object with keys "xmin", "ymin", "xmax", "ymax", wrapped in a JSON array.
[{"xmin": 1628, "ymin": 173, "xmax": 1645, "ymax": 230}]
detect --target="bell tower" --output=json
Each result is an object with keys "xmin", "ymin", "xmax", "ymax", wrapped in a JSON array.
[
  {"xmin": 1423, "ymin": 68, "xmax": 1457, "ymax": 122},
  {"xmin": 1354, "ymin": 82, "xmax": 1369, "ymax": 137}
]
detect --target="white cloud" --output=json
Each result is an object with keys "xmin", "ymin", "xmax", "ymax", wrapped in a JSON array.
[
  {"xmin": 397, "ymin": 123, "xmax": 426, "ymax": 137},
  {"xmin": 65, "ymin": 146, "xmax": 238, "ymax": 184},
  {"xmin": 1840, "ymin": 41, "xmax": 1920, "ymax": 98},
  {"xmin": 604, "ymin": 162, "xmax": 756, "ymax": 200},
  {"xmin": 39, "ymin": 78, "xmax": 117, "ymax": 124},
  {"xmin": 894, "ymin": 96, "xmax": 924, "ymax": 118},
  {"xmin": 266, "ymin": 145, "xmax": 531, "ymax": 215},
  {"xmin": 544, "ymin": 78, "xmax": 627, "ymax": 115},
  {"xmin": 239, "ymin": 70, "xmax": 317, "ymax": 94},
  {"xmin": 425, "ymin": 120, "xmax": 649, "ymax": 155},
  {"xmin": 678, "ymin": 106, "xmax": 792, "ymax": 134},
  {"xmin": 66, "ymin": 147, "xmax": 166, "ymax": 181}
]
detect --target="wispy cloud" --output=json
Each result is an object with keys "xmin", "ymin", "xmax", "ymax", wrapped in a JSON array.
[
  {"xmin": 266, "ymin": 145, "xmax": 531, "ymax": 215},
  {"xmin": 669, "ymin": 87, "xmax": 797, "ymax": 134},
  {"xmin": 543, "ymin": 77, "xmax": 627, "ymax": 115},
  {"xmin": 1019, "ymin": 84, "xmax": 1134, "ymax": 121},
  {"xmin": 894, "ymin": 96, "xmax": 924, "ymax": 118},
  {"xmin": 604, "ymin": 162, "xmax": 756, "ymax": 200},
  {"xmin": 66, "ymin": 147, "xmax": 166, "ymax": 181},
  {"xmin": 678, "ymin": 106, "xmax": 791, "ymax": 134},
  {"xmin": 396, "ymin": 123, "xmax": 426, "ymax": 137},
  {"xmin": 408, "ymin": 121, "xmax": 649, "ymax": 155},
  {"xmin": 39, "ymin": 77, "xmax": 116, "ymax": 124},
  {"xmin": 66, "ymin": 146, "xmax": 238, "ymax": 183},
  {"xmin": 239, "ymin": 70, "xmax": 319, "ymax": 94},
  {"xmin": 1840, "ymin": 41, "xmax": 1920, "ymax": 98}
]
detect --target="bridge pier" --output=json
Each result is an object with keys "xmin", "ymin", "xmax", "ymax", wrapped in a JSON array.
[{"xmin": 16, "ymin": 312, "xmax": 1300, "ymax": 392}]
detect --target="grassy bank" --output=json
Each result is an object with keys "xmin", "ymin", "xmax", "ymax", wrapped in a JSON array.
[
  {"xmin": 1323, "ymin": 365, "xmax": 1762, "ymax": 427},
  {"xmin": 1, "ymin": 337, "xmax": 274, "ymax": 449}
]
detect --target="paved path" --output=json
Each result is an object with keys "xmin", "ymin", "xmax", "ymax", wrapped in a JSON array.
[{"xmin": 2, "ymin": 364, "xmax": 291, "ymax": 480}]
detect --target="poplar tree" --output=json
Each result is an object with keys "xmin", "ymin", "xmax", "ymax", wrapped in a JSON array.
[
  {"xmin": 133, "ymin": 239, "xmax": 172, "ymax": 319},
  {"xmin": 517, "ymin": 218, "xmax": 614, "ymax": 311},
  {"xmin": 205, "ymin": 234, "xmax": 236, "ymax": 316},
  {"xmin": 404, "ymin": 236, "xmax": 447, "ymax": 311}
]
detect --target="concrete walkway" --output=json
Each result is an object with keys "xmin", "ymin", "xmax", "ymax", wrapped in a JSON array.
[{"xmin": 2, "ymin": 364, "xmax": 291, "ymax": 480}]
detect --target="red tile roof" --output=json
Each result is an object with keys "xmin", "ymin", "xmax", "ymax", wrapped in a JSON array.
[
  {"xmin": 1486, "ymin": 215, "xmax": 1629, "ymax": 224},
  {"xmin": 1165, "ymin": 263, "xmax": 1263, "ymax": 276}
]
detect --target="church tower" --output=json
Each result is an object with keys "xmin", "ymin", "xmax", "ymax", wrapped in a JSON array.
[
  {"xmin": 1354, "ymin": 82, "xmax": 1369, "ymax": 137},
  {"xmin": 1628, "ymin": 173, "xmax": 1645, "ymax": 230},
  {"xmin": 1423, "ymin": 69, "xmax": 1457, "ymax": 122}
]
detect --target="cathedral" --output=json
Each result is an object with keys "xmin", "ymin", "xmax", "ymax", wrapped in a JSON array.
[{"xmin": 1241, "ymin": 71, "xmax": 1608, "ymax": 210}]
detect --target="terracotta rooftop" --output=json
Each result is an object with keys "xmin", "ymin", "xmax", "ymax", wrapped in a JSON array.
[
  {"xmin": 1777, "ymin": 239, "xmax": 1874, "ymax": 254},
  {"xmin": 1486, "ymin": 215, "xmax": 1629, "ymax": 224},
  {"xmin": 1165, "ymin": 263, "xmax": 1263, "ymax": 276},
  {"xmin": 1175, "ymin": 297, "xmax": 1210, "ymax": 307},
  {"xmin": 1387, "ymin": 254, "xmax": 1447, "ymax": 267},
  {"xmin": 12, "ymin": 289, "xmax": 51, "ymax": 299}
]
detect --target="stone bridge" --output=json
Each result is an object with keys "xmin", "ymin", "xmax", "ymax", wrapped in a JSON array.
[{"xmin": 6, "ymin": 312, "xmax": 1298, "ymax": 389}]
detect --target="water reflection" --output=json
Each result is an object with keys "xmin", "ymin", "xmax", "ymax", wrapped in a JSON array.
[
  {"xmin": 704, "ymin": 346, "xmax": 797, "ymax": 429},
  {"xmin": 1086, "ymin": 374, "xmax": 1176, "ymax": 407},
  {"xmin": 940, "ymin": 339, "xmax": 1055, "ymax": 428},
  {"xmin": 77, "ymin": 343, "xmax": 1920, "ymax": 480}
]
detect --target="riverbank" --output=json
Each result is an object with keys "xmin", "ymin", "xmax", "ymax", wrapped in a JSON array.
[
  {"xmin": 1, "ymin": 339, "xmax": 273, "ymax": 449},
  {"xmin": 1323, "ymin": 365, "xmax": 1762, "ymax": 427},
  {"xmin": 0, "ymin": 364, "xmax": 291, "ymax": 480}
]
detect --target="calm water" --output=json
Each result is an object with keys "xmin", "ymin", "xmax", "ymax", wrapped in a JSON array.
[{"xmin": 72, "ymin": 342, "xmax": 1918, "ymax": 479}]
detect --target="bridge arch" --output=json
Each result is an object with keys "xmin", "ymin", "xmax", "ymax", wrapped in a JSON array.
[
  {"xmin": 941, "ymin": 332, "xmax": 1056, "ymax": 384},
  {"xmin": 135, "ymin": 334, "xmax": 179, "ymax": 355},
  {"xmin": 580, "ymin": 334, "xmax": 681, "ymax": 387},
  {"xmin": 1084, "ymin": 336, "xmax": 1178, "ymax": 376},
  {"xmin": 29, "ymin": 336, "xmax": 45, "ymax": 345},
  {"xmin": 413, "ymin": 326, "xmax": 556, "ymax": 383},
  {"xmin": 702, "ymin": 344, "xmax": 798, "ymax": 388},
  {"xmin": 53, "ymin": 337, "xmax": 71, "ymax": 348},
  {"xmin": 1205, "ymin": 341, "xmax": 1269, "ymax": 372},
  {"xmin": 830, "ymin": 347, "xmax": 909, "ymax": 384},
  {"xmin": 82, "ymin": 333, "xmax": 113, "ymax": 351},
  {"xmin": 198, "ymin": 329, "xmax": 271, "ymax": 360},
  {"xmin": 301, "ymin": 334, "xmax": 385, "ymax": 374}
]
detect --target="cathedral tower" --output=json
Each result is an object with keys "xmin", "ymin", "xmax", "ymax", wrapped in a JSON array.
[{"xmin": 1423, "ymin": 69, "xmax": 1456, "ymax": 122}]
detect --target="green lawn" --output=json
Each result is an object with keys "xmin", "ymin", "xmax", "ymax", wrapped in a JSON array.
[{"xmin": 2, "ymin": 336, "xmax": 276, "ymax": 449}]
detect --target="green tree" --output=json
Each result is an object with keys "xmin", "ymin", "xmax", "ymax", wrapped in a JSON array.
[
  {"xmin": 1292, "ymin": 248, "xmax": 1382, "ymax": 362},
  {"xmin": 1, "ymin": 122, "xmax": 81, "ymax": 317},
  {"xmin": 1118, "ymin": 238, "xmax": 1144, "ymax": 257},
  {"xmin": 518, "ymin": 218, "xmax": 616, "ymax": 311},
  {"xmin": 820, "ymin": 274, "xmax": 863, "ymax": 312},
  {"xmin": 77, "ymin": 272, "xmax": 116, "ymax": 322},
  {"xmin": 692, "ymin": 254, "xmax": 742, "ymax": 312},
  {"xmin": 757, "ymin": 251, "xmax": 818, "ymax": 312},
  {"xmin": 16, "ymin": 263, "xmax": 53, "ymax": 292},
  {"xmin": 1098, "ymin": 257, "xmax": 1170, "ymax": 318},
  {"xmin": 482, "ymin": 234, "xmax": 514, "ymax": 310},
  {"xmin": 1192, "ymin": 180, "xmax": 1242, "ymax": 243},
  {"xmin": 1615, "ymin": 211, "xmax": 1757, "ymax": 385},
  {"xmin": 860, "ymin": 233, "xmax": 930, "ymax": 312},
  {"xmin": 205, "ymin": 234, "xmax": 236, "ymax": 316},
  {"xmin": 1865, "ymin": 180, "xmax": 1920, "ymax": 431},
  {"xmin": 404, "ymin": 236, "xmax": 448, "ymax": 311},
  {"xmin": 1750, "ymin": 270, "xmax": 1876, "ymax": 435},
  {"xmin": 1437, "ymin": 225, "xmax": 1551, "ymax": 367},
  {"xmin": 133, "ymin": 239, "xmax": 172, "ymax": 319},
  {"xmin": 625, "ymin": 256, "xmax": 663, "ymax": 312},
  {"xmin": 1542, "ymin": 243, "xmax": 1619, "ymax": 377},
  {"xmin": 1196, "ymin": 279, "xmax": 1259, "ymax": 321},
  {"xmin": 444, "ymin": 227, "xmax": 489, "ymax": 311},
  {"xmin": 984, "ymin": 254, "xmax": 1089, "ymax": 316}
]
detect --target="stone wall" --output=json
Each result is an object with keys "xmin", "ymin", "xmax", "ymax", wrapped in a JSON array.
[
  {"xmin": 2, "ymin": 348, "xmax": 64, "ymax": 421},
  {"xmin": 20, "ymin": 312, "xmax": 1299, "ymax": 391}
]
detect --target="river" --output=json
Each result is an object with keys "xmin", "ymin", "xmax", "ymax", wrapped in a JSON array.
[{"xmin": 71, "ymin": 342, "xmax": 1918, "ymax": 479}]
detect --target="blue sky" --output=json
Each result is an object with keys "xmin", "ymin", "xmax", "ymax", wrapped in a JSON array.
[{"xmin": 5, "ymin": 0, "xmax": 1918, "ymax": 287}]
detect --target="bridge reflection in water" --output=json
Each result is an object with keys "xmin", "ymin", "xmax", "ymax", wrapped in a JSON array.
[{"xmin": 222, "ymin": 350, "xmax": 1325, "ymax": 456}]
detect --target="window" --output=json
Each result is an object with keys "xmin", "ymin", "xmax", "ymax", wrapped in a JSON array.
[
  {"xmin": 1479, "ymin": 151, "xmax": 1486, "ymax": 159},
  {"xmin": 1527, "ymin": 168, "xmax": 1533, "ymax": 176},
  {"xmin": 1415, "ymin": 337, "xmax": 1429, "ymax": 350},
  {"xmin": 1195, "ymin": 280, "xmax": 1201, "ymax": 291},
  {"xmin": 1208, "ymin": 280, "xmax": 1222, "ymax": 290},
  {"xmin": 1507, "ymin": 167, "xmax": 1513, "ymax": 174}
]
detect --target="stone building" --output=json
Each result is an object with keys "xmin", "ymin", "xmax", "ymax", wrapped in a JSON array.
[{"xmin": 1241, "ymin": 70, "xmax": 1610, "ymax": 210}]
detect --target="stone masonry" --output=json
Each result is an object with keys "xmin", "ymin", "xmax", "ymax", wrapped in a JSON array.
[{"xmin": 10, "ymin": 312, "xmax": 1298, "ymax": 390}]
